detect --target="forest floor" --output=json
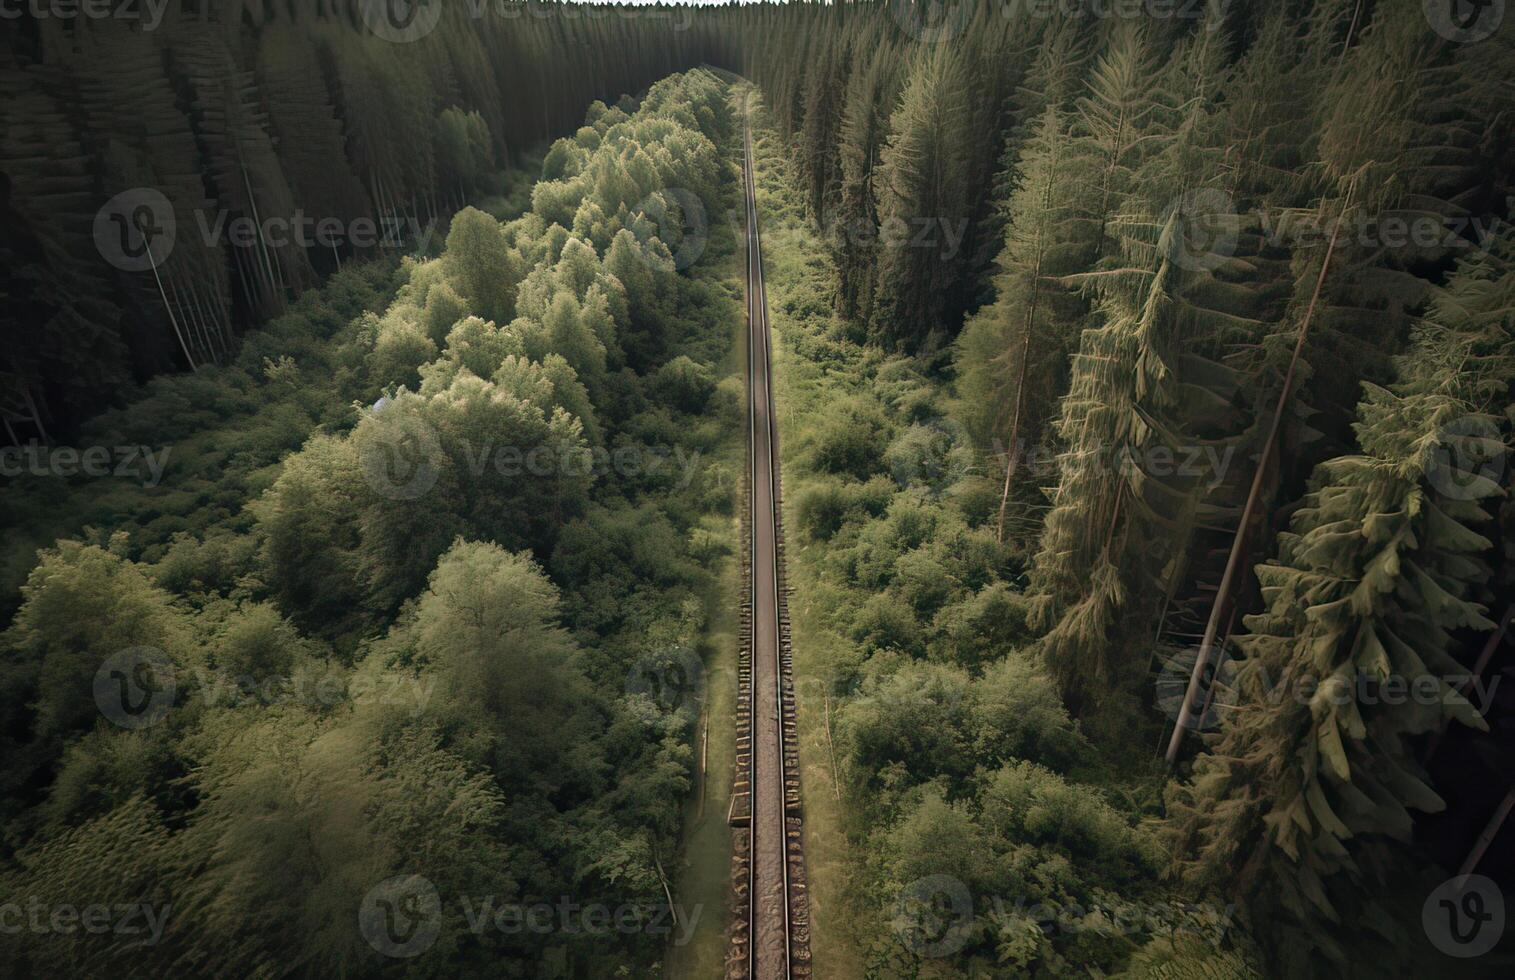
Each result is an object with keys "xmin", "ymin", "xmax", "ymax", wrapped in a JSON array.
[
  {"xmin": 669, "ymin": 88, "xmax": 871, "ymax": 979},
  {"xmin": 746, "ymin": 91, "xmax": 868, "ymax": 980},
  {"xmin": 664, "ymin": 532, "xmax": 740, "ymax": 979},
  {"xmin": 664, "ymin": 122, "xmax": 748, "ymax": 980},
  {"xmin": 771, "ymin": 323, "xmax": 868, "ymax": 980}
]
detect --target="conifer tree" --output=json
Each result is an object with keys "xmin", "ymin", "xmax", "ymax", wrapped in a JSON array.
[
  {"xmin": 1166, "ymin": 227, "xmax": 1515, "ymax": 972},
  {"xmin": 1026, "ymin": 22, "xmax": 1234, "ymax": 704},
  {"xmin": 869, "ymin": 43, "xmax": 974, "ymax": 351},
  {"xmin": 954, "ymin": 106, "xmax": 1091, "ymax": 539},
  {"xmin": 833, "ymin": 33, "xmax": 900, "ymax": 323}
]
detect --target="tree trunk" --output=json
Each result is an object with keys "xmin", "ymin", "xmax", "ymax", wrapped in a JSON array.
[{"xmin": 1165, "ymin": 201, "xmax": 1349, "ymax": 766}]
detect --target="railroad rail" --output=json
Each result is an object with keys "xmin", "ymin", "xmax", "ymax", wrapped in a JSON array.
[{"xmin": 726, "ymin": 120, "xmax": 810, "ymax": 980}]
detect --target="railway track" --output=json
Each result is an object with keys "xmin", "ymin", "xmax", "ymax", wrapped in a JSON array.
[{"xmin": 726, "ymin": 120, "xmax": 810, "ymax": 980}]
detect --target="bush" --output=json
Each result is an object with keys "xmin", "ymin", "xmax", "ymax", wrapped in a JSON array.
[
  {"xmin": 795, "ymin": 480, "xmax": 855, "ymax": 540},
  {"xmin": 932, "ymin": 581, "xmax": 1032, "ymax": 667},
  {"xmin": 946, "ymin": 473, "xmax": 1004, "ymax": 528},
  {"xmin": 839, "ymin": 660, "xmax": 975, "ymax": 790},
  {"xmin": 808, "ymin": 396, "xmax": 890, "ymax": 478},
  {"xmin": 849, "ymin": 592, "xmax": 925, "ymax": 655},
  {"xmin": 970, "ymin": 654, "xmax": 1090, "ymax": 772},
  {"xmin": 651, "ymin": 354, "xmax": 715, "ymax": 412},
  {"xmin": 882, "ymin": 421, "xmax": 970, "ymax": 491},
  {"xmin": 890, "ymin": 546, "xmax": 956, "ymax": 618},
  {"xmin": 980, "ymin": 761, "xmax": 1157, "ymax": 878}
]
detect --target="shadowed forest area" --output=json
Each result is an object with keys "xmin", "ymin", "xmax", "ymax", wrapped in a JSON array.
[{"xmin": 2, "ymin": 2, "xmax": 1514, "ymax": 978}]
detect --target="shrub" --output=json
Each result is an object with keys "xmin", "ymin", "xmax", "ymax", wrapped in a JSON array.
[
  {"xmin": 970, "ymin": 654, "xmax": 1090, "ymax": 772},
  {"xmin": 932, "ymin": 581, "xmax": 1033, "ymax": 667},
  {"xmin": 651, "ymin": 354, "xmax": 715, "ymax": 412},
  {"xmin": 795, "ymin": 480, "xmax": 855, "ymax": 540},
  {"xmin": 849, "ymin": 592, "xmax": 925, "ymax": 655},
  {"xmin": 807, "ymin": 396, "xmax": 890, "ymax": 479},
  {"xmin": 980, "ymin": 761, "xmax": 1157, "ymax": 878}
]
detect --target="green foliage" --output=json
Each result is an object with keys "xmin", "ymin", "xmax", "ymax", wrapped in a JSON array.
[
  {"xmin": 983, "ymin": 760, "xmax": 1158, "ymax": 876},
  {"xmin": 5, "ymin": 7, "xmax": 728, "ymax": 437},
  {"xmin": 0, "ymin": 69, "xmax": 740, "ymax": 978},
  {"xmin": 807, "ymin": 395, "xmax": 891, "ymax": 479},
  {"xmin": 1166, "ymin": 229, "xmax": 1515, "ymax": 969},
  {"xmin": 651, "ymin": 354, "xmax": 716, "ymax": 413},
  {"xmin": 4, "ymin": 542, "xmax": 194, "ymax": 753},
  {"xmin": 436, "ymin": 107, "xmax": 495, "ymax": 195},
  {"xmin": 5, "ymin": 4, "xmax": 1512, "ymax": 974},
  {"xmin": 868, "ymin": 44, "xmax": 976, "ymax": 350},
  {"xmin": 442, "ymin": 207, "xmax": 527, "ymax": 325},
  {"xmin": 743, "ymin": 99, "xmax": 1200, "ymax": 976}
]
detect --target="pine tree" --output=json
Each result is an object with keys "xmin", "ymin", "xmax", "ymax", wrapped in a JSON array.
[
  {"xmin": 1026, "ymin": 21, "xmax": 1236, "ymax": 705},
  {"xmin": 798, "ymin": 19, "xmax": 849, "ymax": 225},
  {"xmin": 1165, "ymin": 227, "xmax": 1515, "ymax": 972},
  {"xmin": 833, "ymin": 31, "xmax": 900, "ymax": 323},
  {"xmin": 869, "ymin": 43, "xmax": 974, "ymax": 351},
  {"xmin": 1162, "ymin": 0, "xmax": 1504, "ymax": 760},
  {"xmin": 954, "ymin": 106, "xmax": 1092, "ymax": 540}
]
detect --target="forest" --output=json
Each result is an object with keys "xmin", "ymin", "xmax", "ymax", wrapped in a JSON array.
[{"xmin": 2, "ymin": 1, "xmax": 1513, "ymax": 978}]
